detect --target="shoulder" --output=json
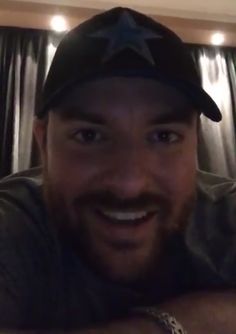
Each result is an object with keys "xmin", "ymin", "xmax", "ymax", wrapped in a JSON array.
[
  {"xmin": 185, "ymin": 170, "xmax": 236, "ymax": 287},
  {"xmin": 0, "ymin": 166, "xmax": 50, "ymax": 247},
  {"xmin": 0, "ymin": 166, "xmax": 51, "ymax": 258},
  {"xmin": 0, "ymin": 166, "xmax": 43, "ymax": 193},
  {"xmin": 197, "ymin": 169, "xmax": 236, "ymax": 201},
  {"xmin": 0, "ymin": 168, "xmax": 63, "ymax": 327},
  {"xmin": 195, "ymin": 170, "xmax": 236, "ymax": 230},
  {"xmin": 0, "ymin": 166, "xmax": 43, "ymax": 221}
]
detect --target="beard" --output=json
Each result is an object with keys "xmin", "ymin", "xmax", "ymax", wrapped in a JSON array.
[{"xmin": 43, "ymin": 169, "xmax": 196, "ymax": 286}]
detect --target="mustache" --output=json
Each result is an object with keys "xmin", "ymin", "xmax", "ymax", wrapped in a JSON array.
[{"xmin": 73, "ymin": 190, "xmax": 171, "ymax": 212}]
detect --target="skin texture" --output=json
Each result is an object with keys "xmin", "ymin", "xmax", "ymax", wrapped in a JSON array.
[{"xmin": 34, "ymin": 77, "xmax": 198, "ymax": 286}]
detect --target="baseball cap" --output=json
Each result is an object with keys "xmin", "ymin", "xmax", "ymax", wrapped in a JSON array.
[{"xmin": 38, "ymin": 7, "xmax": 222, "ymax": 122}]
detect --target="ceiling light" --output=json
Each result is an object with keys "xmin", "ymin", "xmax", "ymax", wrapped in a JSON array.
[
  {"xmin": 50, "ymin": 15, "xmax": 68, "ymax": 32},
  {"xmin": 211, "ymin": 32, "xmax": 225, "ymax": 46}
]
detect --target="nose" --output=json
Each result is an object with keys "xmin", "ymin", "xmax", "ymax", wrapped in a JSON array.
[{"xmin": 103, "ymin": 148, "xmax": 153, "ymax": 199}]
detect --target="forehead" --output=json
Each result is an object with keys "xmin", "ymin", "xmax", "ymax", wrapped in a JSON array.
[{"xmin": 54, "ymin": 77, "xmax": 196, "ymax": 121}]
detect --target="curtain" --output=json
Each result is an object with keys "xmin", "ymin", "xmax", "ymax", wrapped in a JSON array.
[
  {"xmin": 0, "ymin": 27, "xmax": 48, "ymax": 178},
  {"xmin": 0, "ymin": 26, "xmax": 235, "ymax": 179},
  {"xmin": 191, "ymin": 46, "xmax": 236, "ymax": 178}
]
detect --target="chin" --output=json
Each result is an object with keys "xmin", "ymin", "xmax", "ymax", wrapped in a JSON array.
[{"xmin": 82, "ymin": 237, "xmax": 163, "ymax": 285}]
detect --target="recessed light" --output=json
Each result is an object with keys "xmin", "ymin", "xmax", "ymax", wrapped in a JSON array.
[
  {"xmin": 211, "ymin": 32, "xmax": 225, "ymax": 46},
  {"xmin": 50, "ymin": 15, "xmax": 68, "ymax": 32}
]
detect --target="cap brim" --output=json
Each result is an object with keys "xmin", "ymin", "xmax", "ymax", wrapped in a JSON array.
[
  {"xmin": 177, "ymin": 81, "xmax": 222, "ymax": 122},
  {"xmin": 40, "ymin": 69, "xmax": 222, "ymax": 122}
]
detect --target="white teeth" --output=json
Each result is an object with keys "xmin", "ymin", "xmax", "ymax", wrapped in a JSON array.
[{"xmin": 102, "ymin": 211, "xmax": 148, "ymax": 221}]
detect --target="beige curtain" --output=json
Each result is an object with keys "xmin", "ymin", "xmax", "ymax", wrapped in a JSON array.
[
  {"xmin": 192, "ymin": 47, "xmax": 236, "ymax": 179},
  {"xmin": 0, "ymin": 27, "xmax": 48, "ymax": 177}
]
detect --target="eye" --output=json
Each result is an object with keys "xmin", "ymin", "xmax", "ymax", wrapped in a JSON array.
[
  {"xmin": 71, "ymin": 129, "xmax": 106, "ymax": 144},
  {"xmin": 147, "ymin": 130, "xmax": 181, "ymax": 144}
]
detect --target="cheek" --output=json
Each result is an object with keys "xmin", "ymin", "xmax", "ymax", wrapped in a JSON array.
[
  {"xmin": 45, "ymin": 135, "xmax": 106, "ymax": 196},
  {"xmin": 170, "ymin": 161, "xmax": 197, "ymax": 199},
  {"xmin": 154, "ymin": 143, "xmax": 197, "ymax": 199}
]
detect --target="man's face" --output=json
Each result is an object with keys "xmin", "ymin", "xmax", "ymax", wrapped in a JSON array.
[{"xmin": 35, "ymin": 77, "xmax": 198, "ymax": 284}]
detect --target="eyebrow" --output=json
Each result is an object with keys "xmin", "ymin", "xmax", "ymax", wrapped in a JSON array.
[
  {"xmin": 149, "ymin": 108, "xmax": 196, "ymax": 125},
  {"xmin": 54, "ymin": 106, "xmax": 196, "ymax": 126},
  {"xmin": 54, "ymin": 107, "xmax": 106, "ymax": 125}
]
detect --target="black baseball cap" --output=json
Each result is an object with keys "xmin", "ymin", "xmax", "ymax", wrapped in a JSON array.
[{"xmin": 38, "ymin": 7, "xmax": 222, "ymax": 122}]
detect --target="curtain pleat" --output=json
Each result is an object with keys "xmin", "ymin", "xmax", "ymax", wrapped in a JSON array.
[
  {"xmin": 190, "ymin": 45, "xmax": 236, "ymax": 178},
  {"xmin": 0, "ymin": 28, "xmax": 48, "ymax": 177},
  {"xmin": 0, "ymin": 29, "xmax": 15, "ymax": 177},
  {"xmin": 226, "ymin": 51, "xmax": 236, "ymax": 132}
]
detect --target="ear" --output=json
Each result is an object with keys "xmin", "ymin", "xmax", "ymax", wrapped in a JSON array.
[{"xmin": 33, "ymin": 117, "xmax": 48, "ymax": 166}]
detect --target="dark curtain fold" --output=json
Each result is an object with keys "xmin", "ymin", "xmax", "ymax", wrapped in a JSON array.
[{"xmin": 0, "ymin": 27, "xmax": 48, "ymax": 177}]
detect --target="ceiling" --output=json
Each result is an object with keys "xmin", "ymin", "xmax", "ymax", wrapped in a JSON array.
[
  {"xmin": 11, "ymin": 0, "xmax": 236, "ymax": 22},
  {"xmin": 1, "ymin": 0, "xmax": 236, "ymax": 46}
]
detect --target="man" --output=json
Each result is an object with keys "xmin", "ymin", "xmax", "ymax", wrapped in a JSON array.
[{"xmin": 0, "ymin": 6, "xmax": 235, "ymax": 333}]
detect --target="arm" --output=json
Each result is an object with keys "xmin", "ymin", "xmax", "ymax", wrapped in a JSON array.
[
  {"xmin": 159, "ymin": 290, "xmax": 236, "ymax": 334},
  {"xmin": 79, "ymin": 290, "xmax": 236, "ymax": 334},
  {"xmin": 79, "ymin": 317, "xmax": 165, "ymax": 334},
  {"xmin": 0, "ymin": 291, "xmax": 235, "ymax": 333}
]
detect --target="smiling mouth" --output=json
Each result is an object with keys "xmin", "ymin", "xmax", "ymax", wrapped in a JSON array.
[{"xmin": 97, "ymin": 209, "xmax": 158, "ymax": 226}]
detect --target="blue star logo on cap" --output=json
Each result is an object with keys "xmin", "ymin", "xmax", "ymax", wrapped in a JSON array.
[{"xmin": 89, "ymin": 11, "xmax": 162, "ymax": 65}]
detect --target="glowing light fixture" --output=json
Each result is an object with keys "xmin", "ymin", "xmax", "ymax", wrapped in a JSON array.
[
  {"xmin": 50, "ymin": 15, "xmax": 68, "ymax": 32},
  {"xmin": 211, "ymin": 32, "xmax": 225, "ymax": 46}
]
